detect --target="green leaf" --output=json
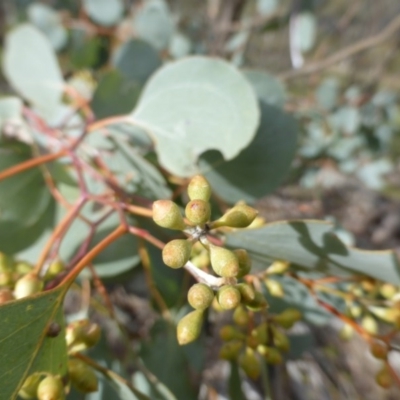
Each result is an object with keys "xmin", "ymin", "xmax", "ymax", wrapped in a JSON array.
[
  {"xmin": 131, "ymin": 56, "xmax": 260, "ymax": 177},
  {"xmin": 133, "ymin": 0, "xmax": 174, "ymax": 50},
  {"xmin": 140, "ymin": 320, "xmax": 198, "ymax": 399},
  {"xmin": 228, "ymin": 362, "xmax": 247, "ymax": 400},
  {"xmin": 27, "ymin": 3, "xmax": 68, "ymax": 51},
  {"xmin": 92, "ymin": 70, "xmax": 141, "ymax": 119},
  {"xmin": 243, "ymin": 70, "xmax": 286, "ymax": 108},
  {"xmin": 257, "ymin": 0, "xmax": 279, "ymax": 15},
  {"xmin": 112, "ymin": 39, "xmax": 162, "ymax": 85},
  {"xmin": 83, "ymin": 0, "xmax": 124, "ymax": 27},
  {"xmin": 315, "ymin": 78, "xmax": 339, "ymax": 111},
  {"xmin": 69, "ymin": 30, "xmax": 103, "ymax": 69},
  {"xmin": 0, "ymin": 143, "xmax": 52, "ymax": 234},
  {"xmin": 2, "ymin": 24, "xmax": 64, "ymax": 119},
  {"xmin": 0, "ymin": 283, "xmax": 68, "ymax": 399},
  {"xmin": 226, "ymin": 220, "xmax": 400, "ymax": 284},
  {"xmin": 199, "ymin": 103, "xmax": 297, "ymax": 204}
]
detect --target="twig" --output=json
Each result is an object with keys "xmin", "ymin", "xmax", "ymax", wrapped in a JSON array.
[{"xmin": 280, "ymin": 14, "xmax": 400, "ymax": 80}]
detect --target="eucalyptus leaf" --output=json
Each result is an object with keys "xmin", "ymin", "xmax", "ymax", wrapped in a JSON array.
[
  {"xmin": 243, "ymin": 70, "xmax": 286, "ymax": 108},
  {"xmin": 291, "ymin": 12, "xmax": 317, "ymax": 53},
  {"xmin": 0, "ymin": 283, "xmax": 68, "ymax": 399},
  {"xmin": 228, "ymin": 362, "xmax": 247, "ymax": 400},
  {"xmin": 27, "ymin": 3, "xmax": 68, "ymax": 51},
  {"xmin": 226, "ymin": 220, "xmax": 400, "ymax": 284},
  {"xmin": 199, "ymin": 103, "xmax": 297, "ymax": 204},
  {"xmin": 2, "ymin": 24, "xmax": 64, "ymax": 119},
  {"xmin": 112, "ymin": 39, "xmax": 161, "ymax": 84},
  {"xmin": 131, "ymin": 57, "xmax": 260, "ymax": 177},
  {"xmin": 83, "ymin": 0, "xmax": 124, "ymax": 27},
  {"xmin": 133, "ymin": 0, "xmax": 174, "ymax": 50}
]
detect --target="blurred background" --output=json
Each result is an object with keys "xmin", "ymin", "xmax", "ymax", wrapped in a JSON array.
[{"xmin": 1, "ymin": 1, "xmax": 400, "ymax": 399}]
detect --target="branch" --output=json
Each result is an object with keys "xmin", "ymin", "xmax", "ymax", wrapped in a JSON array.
[{"xmin": 280, "ymin": 13, "xmax": 400, "ymax": 80}]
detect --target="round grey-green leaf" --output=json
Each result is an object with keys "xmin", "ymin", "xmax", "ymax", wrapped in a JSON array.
[
  {"xmin": 83, "ymin": 0, "xmax": 124, "ymax": 27},
  {"xmin": 131, "ymin": 56, "xmax": 260, "ymax": 177},
  {"xmin": 2, "ymin": 24, "xmax": 64, "ymax": 119}
]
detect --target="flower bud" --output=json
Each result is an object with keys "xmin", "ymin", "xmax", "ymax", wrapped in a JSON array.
[
  {"xmin": 187, "ymin": 283, "xmax": 214, "ymax": 310},
  {"xmin": 266, "ymin": 260, "xmax": 289, "ymax": 275},
  {"xmin": 217, "ymin": 286, "xmax": 241, "ymax": 310},
  {"xmin": 219, "ymin": 340, "xmax": 243, "ymax": 360},
  {"xmin": 245, "ymin": 292, "xmax": 268, "ymax": 311},
  {"xmin": 15, "ymin": 261, "xmax": 33, "ymax": 275},
  {"xmin": 36, "ymin": 375, "xmax": 65, "ymax": 400},
  {"xmin": 272, "ymin": 308, "xmax": 302, "ymax": 329},
  {"xmin": 271, "ymin": 326, "xmax": 289, "ymax": 352},
  {"xmin": 177, "ymin": 310, "xmax": 203, "ymax": 345},
  {"xmin": 162, "ymin": 239, "xmax": 192, "ymax": 269},
  {"xmin": 250, "ymin": 322, "xmax": 268, "ymax": 345},
  {"xmin": 0, "ymin": 252, "xmax": 14, "ymax": 272},
  {"xmin": 265, "ymin": 279, "xmax": 284, "ymax": 297},
  {"xmin": 370, "ymin": 341, "xmax": 388, "ymax": 360},
  {"xmin": 219, "ymin": 325, "xmax": 245, "ymax": 341},
  {"xmin": 375, "ymin": 364, "xmax": 392, "ymax": 389},
  {"xmin": 0, "ymin": 271, "xmax": 14, "ymax": 287},
  {"xmin": 45, "ymin": 259, "xmax": 65, "ymax": 280},
  {"xmin": 210, "ymin": 204, "xmax": 258, "ymax": 229},
  {"xmin": 0, "ymin": 288, "xmax": 14, "ymax": 305},
  {"xmin": 66, "ymin": 319, "xmax": 101, "ymax": 353},
  {"xmin": 185, "ymin": 199, "xmax": 211, "ymax": 225},
  {"xmin": 209, "ymin": 245, "xmax": 239, "ymax": 278},
  {"xmin": 187, "ymin": 175, "xmax": 212, "ymax": 201},
  {"xmin": 257, "ymin": 345, "xmax": 283, "ymax": 365},
  {"xmin": 14, "ymin": 273, "xmax": 43, "ymax": 299},
  {"xmin": 233, "ymin": 249, "xmax": 251, "ymax": 278},
  {"xmin": 380, "ymin": 283, "xmax": 397, "ymax": 299},
  {"xmin": 18, "ymin": 373, "xmax": 42, "ymax": 399},
  {"xmin": 152, "ymin": 200, "xmax": 185, "ymax": 230},
  {"xmin": 238, "ymin": 347, "xmax": 261, "ymax": 380},
  {"xmin": 235, "ymin": 283, "xmax": 255, "ymax": 304},
  {"xmin": 339, "ymin": 323, "xmax": 354, "ymax": 341},
  {"xmin": 361, "ymin": 315, "xmax": 378, "ymax": 335},
  {"xmin": 233, "ymin": 305, "xmax": 249, "ymax": 327},
  {"xmin": 68, "ymin": 359, "xmax": 98, "ymax": 393}
]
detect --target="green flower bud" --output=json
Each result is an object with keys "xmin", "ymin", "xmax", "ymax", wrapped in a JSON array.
[
  {"xmin": 15, "ymin": 261, "xmax": 34, "ymax": 275},
  {"xmin": 219, "ymin": 325, "xmax": 245, "ymax": 341},
  {"xmin": 45, "ymin": 259, "xmax": 65, "ymax": 280},
  {"xmin": 370, "ymin": 341, "xmax": 388, "ymax": 360},
  {"xmin": 272, "ymin": 308, "xmax": 302, "ymax": 329},
  {"xmin": 233, "ymin": 305, "xmax": 249, "ymax": 327},
  {"xmin": 250, "ymin": 322, "xmax": 268, "ymax": 345},
  {"xmin": 339, "ymin": 323, "xmax": 354, "ymax": 341},
  {"xmin": 187, "ymin": 283, "xmax": 214, "ymax": 310},
  {"xmin": 68, "ymin": 359, "xmax": 98, "ymax": 393},
  {"xmin": 209, "ymin": 245, "xmax": 239, "ymax": 278},
  {"xmin": 152, "ymin": 200, "xmax": 185, "ymax": 230},
  {"xmin": 188, "ymin": 175, "xmax": 212, "ymax": 201},
  {"xmin": 266, "ymin": 260, "xmax": 289, "ymax": 275},
  {"xmin": 36, "ymin": 375, "xmax": 65, "ymax": 400},
  {"xmin": 14, "ymin": 273, "xmax": 43, "ymax": 299},
  {"xmin": 245, "ymin": 292, "xmax": 268, "ymax": 311},
  {"xmin": 271, "ymin": 326, "xmax": 289, "ymax": 352},
  {"xmin": 162, "ymin": 239, "xmax": 192, "ymax": 269},
  {"xmin": 185, "ymin": 199, "xmax": 211, "ymax": 225},
  {"xmin": 257, "ymin": 345, "xmax": 283, "ymax": 365},
  {"xmin": 380, "ymin": 283, "xmax": 397, "ymax": 299},
  {"xmin": 361, "ymin": 315, "xmax": 378, "ymax": 335},
  {"xmin": 238, "ymin": 347, "xmax": 261, "ymax": 380},
  {"xmin": 265, "ymin": 279, "xmax": 284, "ymax": 297},
  {"xmin": 0, "ymin": 271, "xmax": 14, "ymax": 287},
  {"xmin": 18, "ymin": 372, "xmax": 42, "ymax": 399},
  {"xmin": 233, "ymin": 249, "xmax": 251, "ymax": 278},
  {"xmin": 66, "ymin": 319, "xmax": 101, "ymax": 353},
  {"xmin": 217, "ymin": 286, "xmax": 241, "ymax": 310},
  {"xmin": 0, "ymin": 252, "xmax": 14, "ymax": 272},
  {"xmin": 210, "ymin": 204, "xmax": 258, "ymax": 229},
  {"xmin": 375, "ymin": 364, "xmax": 392, "ymax": 389},
  {"xmin": 0, "ymin": 288, "xmax": 14, "ymax": 305},
  {"xmin": 219, "ymin": 340, "xmax": 243, "ymax": 360},
  {"xmin": 236, "ymin": 283, "xmax": 255, "ymax": 304},
  {"xmin": 177, "ymin": 310, "xmax": 204, "ymax": 345}
]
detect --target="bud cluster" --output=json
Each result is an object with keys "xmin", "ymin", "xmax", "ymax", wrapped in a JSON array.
[{"xmin": 219, "ymin": 306, "xmax": 302, "ymax": 379}]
